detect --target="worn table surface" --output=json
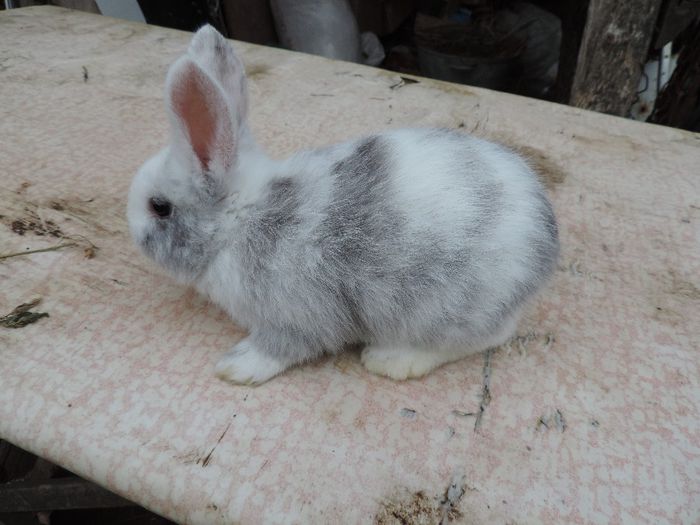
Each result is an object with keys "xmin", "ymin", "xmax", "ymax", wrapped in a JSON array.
[{"xmin": 1, "ymin": 6, "xmax": 699, "ymax": 525}]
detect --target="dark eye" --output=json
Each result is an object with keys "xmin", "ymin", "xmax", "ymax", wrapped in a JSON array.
[{"xmin": 149, "ymin": 197, "xmax": 172, "ymax": 218}]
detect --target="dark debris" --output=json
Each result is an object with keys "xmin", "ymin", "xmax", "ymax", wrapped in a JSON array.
[
  {"xmin": 390, "ymin": 76, "xmax": 420, "ymax": 90},
  {"xmin": 1, "ymin": 298, "xmax": 49, "ymax": 329}
]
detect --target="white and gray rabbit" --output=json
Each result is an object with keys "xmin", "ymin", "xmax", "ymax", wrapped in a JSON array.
[{"xmin": 127, "ymin": 26, "xmax": 559, "ymax": 385}]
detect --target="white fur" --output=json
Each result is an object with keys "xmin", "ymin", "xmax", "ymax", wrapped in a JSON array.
[
  {"xmin": 361, "ymin": 309, "xmax": 520, "ymax": 380},
  {"xmin": 215, "ymin": 339, "xmax": 289, "ymax": 385}
]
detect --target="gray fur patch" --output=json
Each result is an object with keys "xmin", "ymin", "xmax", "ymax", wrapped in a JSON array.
[
  {"xmin": 244, "ymin": 177, "xmax": 301, "ymax": 268},
  {"xmin": 252, "ymin": 325, "xmax": 325, "ymax": 359},
  {"xmin": 320, "ymin": 136, "xmax": 400, "ymax": 267},
  {"xmin": 316, "ymin": 137, "xmax": 408, "ymax": 339},
  {"xmin": 491, "ymin": 188, "xmax": 559, "ymax": 326},
  {"xmin": 143, "ymin": 203, "xmax": 212, "ymax": 279},
  {"xmin": 337, "ymin": 281, "xmax": 368, "ymax": 340},
  {"xmin": 214, "ymin": 37, "xmax": 227, "ymax": 59},
  {"xmin": 469, "ymin": 181, "xmax": 504, "ymax": 235},
  {"xmin": 264, "ymin": 178, "xmax": 301, "ymax": 230},
  {"xmin": 532, "ymin": 190, "xmax": 560, "ymax": 276}
]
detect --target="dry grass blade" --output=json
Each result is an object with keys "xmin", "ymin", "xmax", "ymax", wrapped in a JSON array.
[
  {"xmin": 473, "ymin": 348, "xmax": 493, "ymax": 432},
  {"xmin": 0, "ymin": 242, "xmax": 79, "ymax": 261},
  {"xmin": 1, "ymin": 298, "xmax": 49, "ymax": 328}
]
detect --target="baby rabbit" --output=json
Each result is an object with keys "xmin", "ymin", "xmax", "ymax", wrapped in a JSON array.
[{"xmin": 127, "ymin": 26, "xmax": 559, "ymax": 385}]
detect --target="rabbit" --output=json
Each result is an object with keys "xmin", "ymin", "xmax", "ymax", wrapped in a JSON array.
[{"xmin": 127, "ymin": 25, "xmax": 559, "ymax": 385}]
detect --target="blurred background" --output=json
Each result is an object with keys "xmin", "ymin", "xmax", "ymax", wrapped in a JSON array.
[{"xmin": 4, "ymin": 0, "xmax": 700, "ymax": 131}]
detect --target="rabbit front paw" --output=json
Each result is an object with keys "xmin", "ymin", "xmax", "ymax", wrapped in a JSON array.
[{"xmin": 215, "ymin": 339, "xmax": 288, "ymax": 385}]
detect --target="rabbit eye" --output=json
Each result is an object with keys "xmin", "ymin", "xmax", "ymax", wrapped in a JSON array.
[{"xmin": 149, "ymin": 197, "xmax": 172, "ymax": 218}]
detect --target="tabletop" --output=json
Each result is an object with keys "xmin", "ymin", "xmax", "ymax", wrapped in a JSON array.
[{"xmin": 1, "ymin": 6, "xmax": 699, "ymax": 525}]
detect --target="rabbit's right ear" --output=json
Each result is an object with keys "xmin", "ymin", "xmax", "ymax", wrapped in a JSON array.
[
  {"xmin": 166, "ymin": 56, "xmax": 237, "ymax": 174},
  {"xmin": 187, "ymin": 25, "xmax": 249, "ymax": 130}
]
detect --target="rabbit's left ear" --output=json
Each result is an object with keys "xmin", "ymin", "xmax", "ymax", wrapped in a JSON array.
[
  {"xmin": 188, "ymin": 25, "xmax": 249, "ymax": 130},
  {"xmin": 166, "ymin": 56, "xmax": 236, "ymax": 173}
]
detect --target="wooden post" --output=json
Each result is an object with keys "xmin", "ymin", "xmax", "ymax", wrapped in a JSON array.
[
  {"xmin": 569, "ymin": 0, "xmax": 663, "ymax": 116},
  {"xmin": 650, "ymin": 21, "xmax": 700, "ymax": 129},
  {"xmin": 549, "ymin": 0, "xmax": 591, "ymax": 105},
  {"xmin": 1, "ymin": 441, "xmax": 133, "ymax": 514}
]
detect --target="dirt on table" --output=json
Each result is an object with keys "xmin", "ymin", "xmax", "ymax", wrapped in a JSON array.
[
  {"xmin": 376, "ymin": 491, "xmax": 443, "ymax": 525},
  {"xmin": 9, "ymin": 212, "xmax": 63, "ymax": 238},
  {"xmin": 479, "ymin": 133, "xmax": 567, "ymax": 190},
  {"xmin": 515, "ymin": 145, "xmax": 567, "ymax": 189}
]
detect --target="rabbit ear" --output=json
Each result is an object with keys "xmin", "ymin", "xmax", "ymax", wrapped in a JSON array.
[
  {"xmin": 166, "ymin": 56, "xmax": 236, "ymax": 172},
  {"xmin": 187, "ymin": 25, "xmax": 249, "ymax": 130}
]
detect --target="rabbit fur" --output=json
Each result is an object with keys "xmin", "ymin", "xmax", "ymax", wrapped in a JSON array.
[{"xmin": 127, "ymin": 25, "xmax": 559, "ymax": 385}]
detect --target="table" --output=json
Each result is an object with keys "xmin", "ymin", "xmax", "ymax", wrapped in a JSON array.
[{"xmin": 1, "ymin": 6, "xmax": 699, "ymax": 524}]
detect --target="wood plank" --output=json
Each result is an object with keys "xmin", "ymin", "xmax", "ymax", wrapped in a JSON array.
[
  {"xmin": 569, "ymin": 0, "xmax": 663, "ymax": 115},
  {"xmin": 0, "ymin": 478, "xmax": 132, "ymax": 512},
  {"xmin": 0, "ymin": 441, "xmax": 36, "ymax": 484}
]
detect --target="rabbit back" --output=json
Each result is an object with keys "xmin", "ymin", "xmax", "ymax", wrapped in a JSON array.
[{"xmin": 203, "ymin": 128, "xmax": 558, "ymax": 355}]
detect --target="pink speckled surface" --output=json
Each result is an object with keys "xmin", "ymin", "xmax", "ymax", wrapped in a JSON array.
[{"xmin": 1, "ymin": 7, "xmax": 699, "ymax": 525}]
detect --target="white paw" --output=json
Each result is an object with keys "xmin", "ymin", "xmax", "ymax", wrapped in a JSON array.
[
  {"xmin": 360, "ymin": 345, "xmax": 440, "ymax": 380},
  {"xmin": 215, "ymin": 339, "xmax": 288, "ymax": 385}
]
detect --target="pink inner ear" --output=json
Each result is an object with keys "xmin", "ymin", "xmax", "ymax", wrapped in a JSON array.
[{"xmin": 171, "ymin": 62, "xmax": 231, "ymax": 170}]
